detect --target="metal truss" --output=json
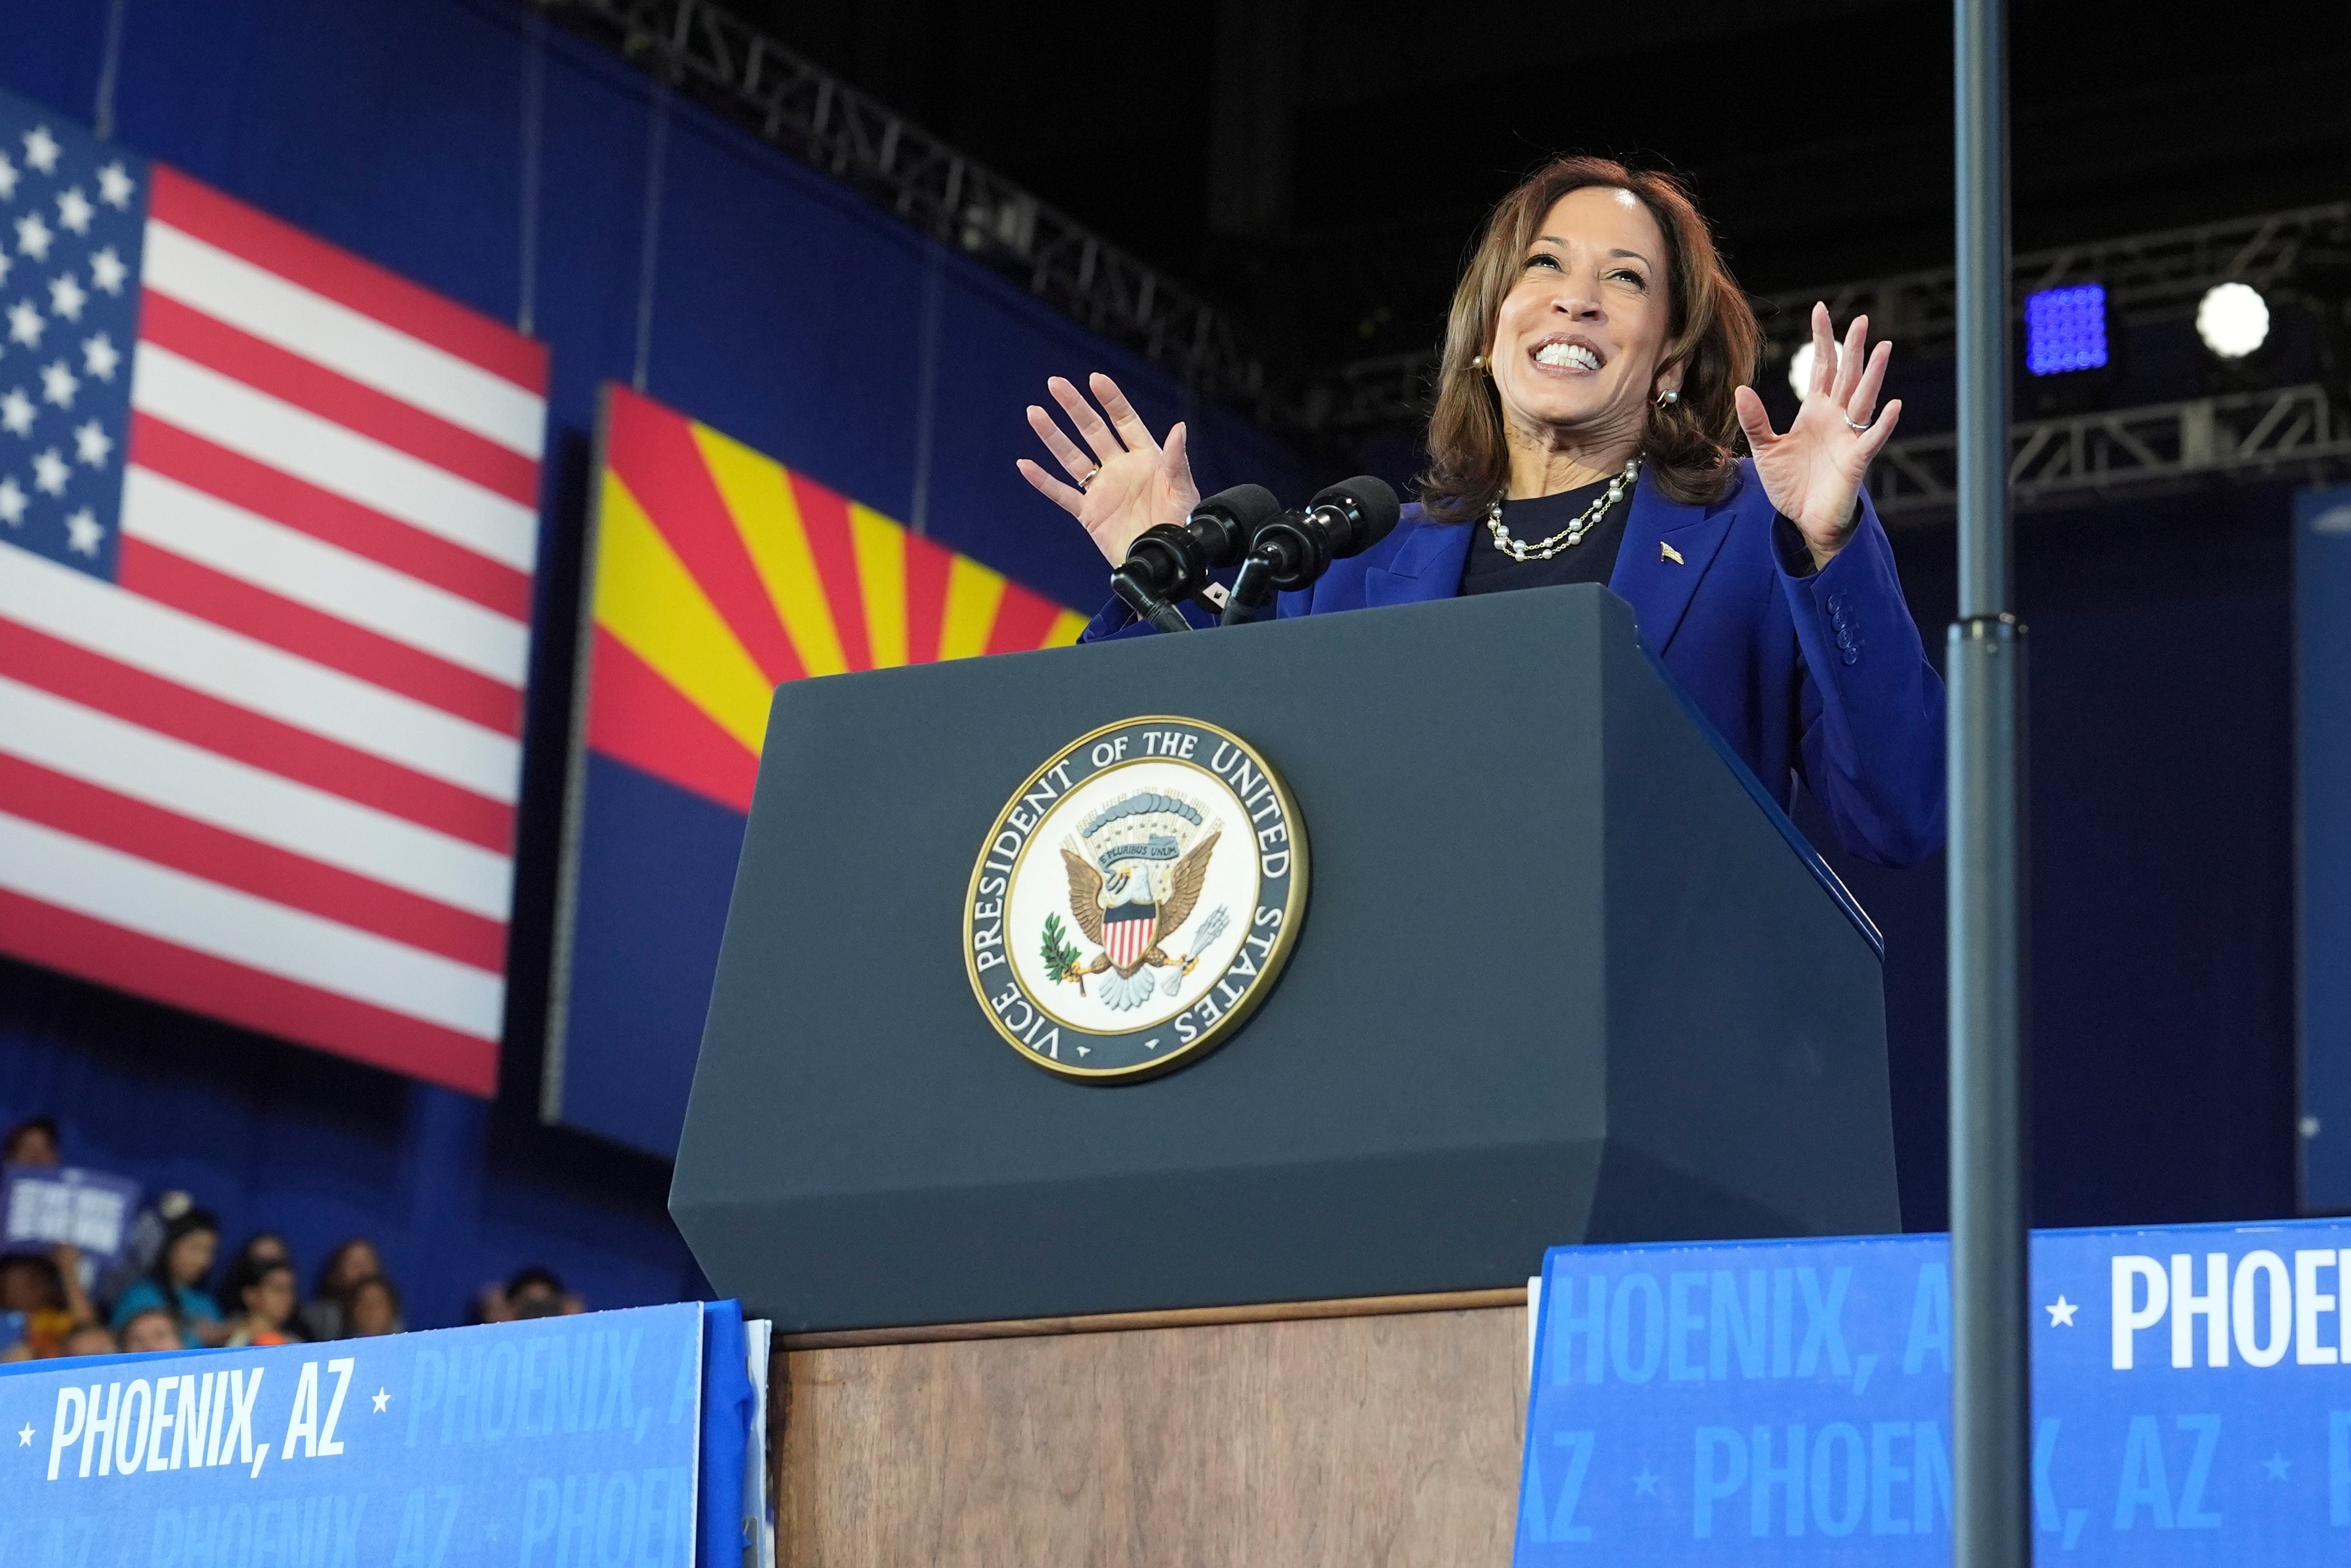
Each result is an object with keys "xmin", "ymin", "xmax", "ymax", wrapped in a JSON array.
[
  {"xmin": 1314, "ymin": 203, "xmax": 2351, "ymax": 432},
  {"xmin": 540, "ymin": 0, "xmax": 2351, "ymax": 502},
  {"xmin": 540, "ymin": 0, "xmax": 1276, "ymax": 412},
  {"xmin": 1297, "ymin": 350, "xmax": 1440, "ymax": 432},
  {"xmin": 1756, "ymin": 202, "xmax": 2351, "ymax": 354},
  {"xmin": 1870, "ymin": 382, "xmax": 2351, "ymax": 520}
]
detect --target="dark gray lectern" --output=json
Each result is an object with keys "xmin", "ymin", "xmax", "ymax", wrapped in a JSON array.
[{"xmin": 671, "ymin": 586, "xmax": 1896, "ymax": 1332}]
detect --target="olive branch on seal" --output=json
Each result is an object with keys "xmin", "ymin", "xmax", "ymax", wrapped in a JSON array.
[{"xmin": 1040, "ymin": 913, "xmax": 1088, "ymax": 995}]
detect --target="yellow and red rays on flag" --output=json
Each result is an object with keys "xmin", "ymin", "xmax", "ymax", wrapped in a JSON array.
[{"xmin": 584, "ymin": 385, "xmax": 1088, "ymax": 813}]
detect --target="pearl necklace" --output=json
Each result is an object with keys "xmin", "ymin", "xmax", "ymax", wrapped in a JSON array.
[{"xmin": 1483, "ymin": 456, "xmax": 1643, "ymax": 561}]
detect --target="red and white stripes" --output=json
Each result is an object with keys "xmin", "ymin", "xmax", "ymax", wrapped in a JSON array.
[{"xmin": 0, "ymin": 164, "xmax": 546, "ymax": 1093}]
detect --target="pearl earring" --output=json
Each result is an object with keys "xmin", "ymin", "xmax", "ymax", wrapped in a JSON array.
[
  {"xmin": 1654, "ymin": 387, "xmax": 1679, "ymax": 407},
  {"xmin": 1470, "ymin": 354, "xmax": 1488, "ymax": 373}
]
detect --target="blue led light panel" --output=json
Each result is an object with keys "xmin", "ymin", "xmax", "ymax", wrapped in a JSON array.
[{"xmin": 2024, "ymin": 282, "xmax": 2109, "ymax": 374}]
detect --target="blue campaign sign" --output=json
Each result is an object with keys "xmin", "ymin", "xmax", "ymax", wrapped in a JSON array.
[
  {"xmin": 1518, "ymin": 1220, "xmax": 2351, "ymax": 1564},
  {"xmin": 3, "ymin": 1165, "xmax": 143, "ymax": 1272},
  {"xmin": 0, "ymin": 1302, "xmax": 705, "ymax": 1567}
]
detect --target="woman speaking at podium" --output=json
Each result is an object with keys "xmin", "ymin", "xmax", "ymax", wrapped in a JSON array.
[{"xmin": 1018, "ymin": 156, "xmax": 1943, "ymax": 868}]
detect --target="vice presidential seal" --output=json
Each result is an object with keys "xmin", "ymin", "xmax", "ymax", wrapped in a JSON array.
[{"xmin": 964, "ymin": 716, "xmax": 1307, "ymax": 1080}]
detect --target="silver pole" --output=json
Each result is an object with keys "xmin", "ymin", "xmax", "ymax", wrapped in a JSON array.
[{"xmin": 1949, "ymin": 0, "xmax": 2028, "ymax": 1565}]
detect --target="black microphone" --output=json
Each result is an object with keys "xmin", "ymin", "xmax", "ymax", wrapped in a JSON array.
[
  {"xmin": 1109, "ymin": 484, "xmax": 1282, "ymax": 634},
  {"xmin": 1221, "ymin": 476, "xmax": 1401, "ymax": 625}
]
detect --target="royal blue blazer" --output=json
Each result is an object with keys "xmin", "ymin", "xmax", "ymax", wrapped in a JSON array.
[{"xmin": 1083, "ymin": 458, "xmax": 1946, "ymax": 868}]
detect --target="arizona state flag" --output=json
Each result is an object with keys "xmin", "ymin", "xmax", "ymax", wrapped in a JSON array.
[{"xmin": 548, "ymin": 385, "xmax": 1085, "ymax": 1151}]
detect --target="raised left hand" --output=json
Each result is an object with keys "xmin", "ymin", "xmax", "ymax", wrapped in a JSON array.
[
  {"xmin": 1733, "ymin": 302, "xmax": 1903, "ymax": 570},
  {"xmin": 1016, "ymin": 373, "xmax": 1199, "ymax": 566}
]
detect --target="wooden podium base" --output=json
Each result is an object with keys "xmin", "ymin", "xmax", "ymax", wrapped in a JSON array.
[{"xmin": 771, "ymin": 1289, "xmax": 1529, "ymax": 1566}]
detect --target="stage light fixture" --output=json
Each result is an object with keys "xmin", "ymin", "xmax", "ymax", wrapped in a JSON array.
[
  {"xmin": 2023, "ymin": 283, "xmax": 2109, "ymax": 375},
  {"xmin": 2196, "ymin": 282, "xmax": 2270, "ymax": 359},
  {"xmin": 1786, "ymin": 341, "xmax": 1816, "ymax": 397}
]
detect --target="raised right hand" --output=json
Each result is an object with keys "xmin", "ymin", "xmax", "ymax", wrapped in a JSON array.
[{"xmin": 1017, "ymin": 372, "xmax": 1199, "ymax": 565}]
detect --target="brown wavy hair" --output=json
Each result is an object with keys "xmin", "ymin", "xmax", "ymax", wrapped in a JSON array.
[{"xmin": 1420, "ymin": 156, "xmax": 1760, "ymax": 521}]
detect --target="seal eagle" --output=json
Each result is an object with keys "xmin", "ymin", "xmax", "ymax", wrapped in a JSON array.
[{"xmin": 1060, "ymin": 827, "xmax": 1219, "ymax": 992}]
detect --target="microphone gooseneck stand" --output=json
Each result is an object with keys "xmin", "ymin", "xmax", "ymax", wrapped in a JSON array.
[
  {"xmin": 1221, "ymin": 476, "xmax": 1402, "ymax": 627},
  {"xmin": 1110, "ymin": 567, "xmax": 1198, "ymax": 634},
  {"xmin": 1107, "ymin": 485, "xmax": 1282, "ymax": 634}
]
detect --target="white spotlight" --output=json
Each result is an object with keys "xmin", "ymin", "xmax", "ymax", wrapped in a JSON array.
[
  {"xmin": 2196, "ymin": 282, "xmax": 2270, "ymax": 359},
  {"xmin": 1786, "ymin": 340, "xmax": 1817, "ymax": 397}
]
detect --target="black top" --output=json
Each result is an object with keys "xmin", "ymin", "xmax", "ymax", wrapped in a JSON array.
[
  {"xmin": 1458, "ymin": 479, "xmax": 1828, "ymax": 596},
  {"xmin": 1458, "ymin": 478, "xmax": 1630, "ymax": 596}
]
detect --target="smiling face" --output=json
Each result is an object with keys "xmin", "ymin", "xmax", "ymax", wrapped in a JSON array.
[{"xmin": 1487, "ymin": 186, "xmax": 1679, "ymax": 463}]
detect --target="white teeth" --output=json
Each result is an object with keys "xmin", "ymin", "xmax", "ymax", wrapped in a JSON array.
[{"xmin": 1535, "ymin": 342, "xmax": 1600, "ymax": 370}]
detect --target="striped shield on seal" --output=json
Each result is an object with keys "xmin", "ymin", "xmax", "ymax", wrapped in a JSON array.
[{"xmin": 1102, "ymin": 904, "xmax": 1157, "ymax": 970}]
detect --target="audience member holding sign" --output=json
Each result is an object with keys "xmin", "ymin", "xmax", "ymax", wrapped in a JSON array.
[
  {"xmin": 3, "ymin": 1117, "xmax": 59, "ymax": 1168},
  {"xmin": 0, "ymin": 1251, "xmax": 92, "ymax": 1362},
  {"xmin": 0, "ymin": 1109, "xmax": 563, "ymax": 1360},
  {"xmin": 2, "ymin": 1115, "xmax": 108, "ymax": 1362}
]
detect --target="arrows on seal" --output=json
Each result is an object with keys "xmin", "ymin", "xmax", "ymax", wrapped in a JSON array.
[{"xmin": 1161, "ymin": 905, "xmax": 1232, "ymax": 995}]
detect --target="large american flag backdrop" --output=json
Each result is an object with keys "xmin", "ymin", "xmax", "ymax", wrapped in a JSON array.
[{"xmin": 0, "ymin": 91, "xmax": 547, "ymax": 1095}]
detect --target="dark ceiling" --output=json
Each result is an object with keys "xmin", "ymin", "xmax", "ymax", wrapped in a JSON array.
[{"xmin": 732, "ymin": 0, "xmax": 2349, "ymax": 380}]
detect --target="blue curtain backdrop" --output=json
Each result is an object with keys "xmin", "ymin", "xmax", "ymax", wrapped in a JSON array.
[
  {"xmin": 2298, "ymin": 484, "xmax": 2351, "ymax": 1210},
  {"xmin": 0, "ymin": 0, "xmax": 2318, "ymax": 1332},
  {"xmin": 0, "ymin": 0, "xmax": 1310, "ymax": 1327},
  {"xmin": 1805, "ymin": 480, "xmax": 2304, "ymax": 1234}
]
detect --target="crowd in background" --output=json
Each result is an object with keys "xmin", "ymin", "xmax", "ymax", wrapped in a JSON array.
[{"xmin": 1, "ymin": 1115, "xmax": 585, "ymax": 1362}]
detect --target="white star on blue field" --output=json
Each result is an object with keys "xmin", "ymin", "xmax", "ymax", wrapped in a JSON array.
[{"xmin": 0, "ymin": 90, "xmax": 149, "ymax": 579}]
